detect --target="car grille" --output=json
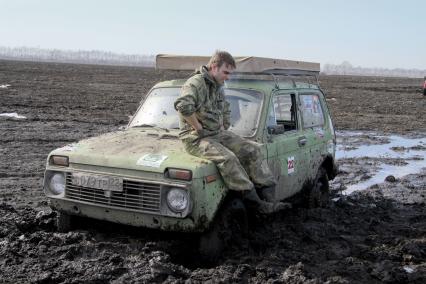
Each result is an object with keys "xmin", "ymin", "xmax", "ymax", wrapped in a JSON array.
[{"xmin": 65, "ymin": 173, "xmax": 161, "ymax": 213}]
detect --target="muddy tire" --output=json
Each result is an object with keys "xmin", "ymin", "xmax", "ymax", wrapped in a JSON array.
[
  {"xmin": 307, "ymin": 167, "xmax": 330, "ymax": 208},
  {"xmin": 56, "ymin": 211, "xmax": 75, "ymax": 232},
  {"xmin": 199, "ymin": 198, "xmax": 248, "ymax": 263}
]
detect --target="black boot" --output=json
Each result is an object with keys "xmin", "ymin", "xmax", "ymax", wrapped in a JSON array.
[
  {"xmin": 244, "ymin": 188, "xmax": 291, "ymax": 214},
  {"xmin": 258, "ymin": 186, "xmax": 275, "ymax": 202}
]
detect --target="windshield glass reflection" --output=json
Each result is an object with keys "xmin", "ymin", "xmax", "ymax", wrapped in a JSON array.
[{"xmin": 129, "ymin": 87, "xmax": 263, "ymax": 137}]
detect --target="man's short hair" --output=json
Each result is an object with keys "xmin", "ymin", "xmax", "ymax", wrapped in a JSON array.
[{"xmin": 207, "ymin": 50, "xmax": 236, "ymax": 69}]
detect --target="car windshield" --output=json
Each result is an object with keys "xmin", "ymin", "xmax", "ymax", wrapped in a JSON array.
[{"xmin": 129, "ymin": 87, "xmax": 263, "ymax": 137}]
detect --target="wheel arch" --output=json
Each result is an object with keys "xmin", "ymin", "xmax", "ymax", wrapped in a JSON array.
[{"xmin": 320, "ymin": 154, "xmax": 338, "ymax": 181}]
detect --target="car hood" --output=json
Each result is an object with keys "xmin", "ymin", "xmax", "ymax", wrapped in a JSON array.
[{"xmin": 49, "ymin": 128, "xmax": 216, "ymax": 177}]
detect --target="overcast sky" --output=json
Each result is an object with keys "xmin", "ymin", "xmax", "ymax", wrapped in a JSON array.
[{"xmin": 1, "ymin": 0, "xmax": 424, "ymax": 69}]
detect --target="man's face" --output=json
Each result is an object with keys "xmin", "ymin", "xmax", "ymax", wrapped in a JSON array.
[{"xmin": 211, "ymin": 63, "xmax": 234, "ymax": 85}]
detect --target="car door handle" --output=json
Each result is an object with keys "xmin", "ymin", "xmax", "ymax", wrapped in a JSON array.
[{"xmin": 298, "ymin": 137, "xmax": 307, "ymax": 146}]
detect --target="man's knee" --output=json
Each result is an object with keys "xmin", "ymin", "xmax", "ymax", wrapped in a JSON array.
[
  {"xmin": 237, "ymin": 143, "xmax": 261, "ymax": 164},
  {"xmin": 243, "ymin": 144, "xmax": 260, "ymax": 155}
]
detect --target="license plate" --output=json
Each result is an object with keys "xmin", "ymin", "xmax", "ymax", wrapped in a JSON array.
[{"xmin": 71, "ymin": 173, "xmax": 123, "ymax": 192}]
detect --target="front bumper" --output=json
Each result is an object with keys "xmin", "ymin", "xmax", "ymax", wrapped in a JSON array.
[{"xmin": 49, "ymin": 198, "xmax": 202, "ymax": 232}]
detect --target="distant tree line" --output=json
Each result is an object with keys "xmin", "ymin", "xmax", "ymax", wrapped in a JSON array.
[
  {"xmin": 322, "ymin": 61, "xmax": 425, "ymax": 78},
  {"xmin": 1, "ymin": 46, "xmax": 424, "ymax": 78},
  {"xmin": 0, "ymin": 46, "xmax": 155, "ymax": 67}
]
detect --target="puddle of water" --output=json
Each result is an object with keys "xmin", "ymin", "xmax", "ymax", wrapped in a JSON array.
[{"xmin": 335, "ymin": 131, "xmax": 426, "ymax": 194}]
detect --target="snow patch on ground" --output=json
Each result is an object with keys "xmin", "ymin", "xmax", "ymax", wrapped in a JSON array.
[
  {"xmin": 403, "ymin": 266, "xmax": 415, "ymax": 273},
  {"xmin": 336, "ymin": 131, "xmax": 426, "ymax": 194},
  {"xmin": 0, "ymin": 112, "xmax": 27, "ymax": 119}
]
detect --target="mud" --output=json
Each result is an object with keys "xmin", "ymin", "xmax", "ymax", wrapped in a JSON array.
[
  {"xmin": 333, "ymin": 131, "xmax": 425, "ymax": 195},
  {"xmin": 0, "ymin": 60, "xmax": 425, "ymax": 283}
]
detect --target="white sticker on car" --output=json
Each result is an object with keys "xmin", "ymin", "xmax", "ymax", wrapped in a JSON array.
[
  {"xmin": 137, "ymin": 154, "xmax": 168, "ymax": 168},
  {"xmin": 287, "ymin": 156, "xmax": 295, "ymax": 174}
]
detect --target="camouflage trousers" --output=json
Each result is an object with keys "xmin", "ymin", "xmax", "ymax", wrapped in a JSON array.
[{"xmin": 183, "ymin": 130, "xmax": 276, "ymax": 191}]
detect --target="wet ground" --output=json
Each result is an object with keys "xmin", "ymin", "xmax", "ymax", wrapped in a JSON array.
[
  {"xmin": 333, "ymin": 131, "xmax": 426, "ymax": 195},
  {"xmin": 0, "ymin": 60, "xmax": 425, "ymax": 283}
]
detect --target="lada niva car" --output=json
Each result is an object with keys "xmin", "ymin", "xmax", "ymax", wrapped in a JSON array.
[{"xmin": 44, "ymin": 55, "xmax": 337, "ymax": 256}]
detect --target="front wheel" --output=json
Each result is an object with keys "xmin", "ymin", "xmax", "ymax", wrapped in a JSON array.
[
  {"xmin": 198, "ymin": 198, "xmax": 248, "ymax": 263},
  {"xmin": 56, "ymin": 211, "xmax": 76, "ymax": 232}
]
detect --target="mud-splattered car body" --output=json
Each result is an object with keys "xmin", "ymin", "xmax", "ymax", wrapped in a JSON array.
[{"xmin": 44, "ymin": 68, "xmax": 337, "ymax": 233}]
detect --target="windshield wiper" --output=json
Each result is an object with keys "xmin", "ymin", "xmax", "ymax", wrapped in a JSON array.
[
  {"xmin": 132, "ymin": 124, "xmax": 169, "ymax": 132},
  {"xmin": 133, "ymin": 123, "xmax": 156, "ymax": 128}
]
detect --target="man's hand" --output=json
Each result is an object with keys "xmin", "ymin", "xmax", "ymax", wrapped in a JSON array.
[
  {"xmin": 196, "ymin": 129, "xmax": 218, "ymax": 138},
  {"xmin": 196, "ymin": 129, "xmax": 207, "ymax": 138},
  {"xmin": 183, "ymin": 114, "xmax": 203, "ymax": 131},
  {"xmin": 182, "ymin": 114, "xmax": 219, "ymax": 138}
]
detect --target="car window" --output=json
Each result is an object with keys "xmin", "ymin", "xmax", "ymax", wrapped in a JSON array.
[
  {"xmin": 226, "ymin": 89, "xmax": 263, "ymax": 137},
  {"xmin": 129, "ymin": 87, "xmax": 181, "ymax": 129},
  {"xmin": 128, "ymin": 87, "xmax": 263, "ymax": 137},
  {"xmin": 267, "ymin": 93, "xmax": 298, "ymax": 132},
  {"xmin": 300, "ymin": 93, "xmax": 324, "ymax": 128}
]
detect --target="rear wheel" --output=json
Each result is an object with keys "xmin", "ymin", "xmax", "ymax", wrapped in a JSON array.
[
  {"xmin": 199, "ymin": 198, "xmax": 248, "ymax": 263},
  {"xmin": 307, "ymin": 167, "xmax": 330, "ymax": 208}
]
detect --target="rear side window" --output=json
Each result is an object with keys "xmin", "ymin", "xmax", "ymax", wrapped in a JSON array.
[
  {"xmin": 267, "ymin": 93, "xmax": 298, "ymax": 132},
  {"xmin": 300, "ymin": 93, "xmax": 324, "ymax": 128}
]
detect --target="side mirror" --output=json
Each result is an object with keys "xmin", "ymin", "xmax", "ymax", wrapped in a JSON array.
[{"xmin": 267, "ymin": 125, "xmax": 285, "ymax": 135}]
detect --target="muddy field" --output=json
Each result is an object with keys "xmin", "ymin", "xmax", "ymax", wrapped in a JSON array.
[{"xmin": 0, "ymin": 60, "xmax": 425, "ymax": 283}]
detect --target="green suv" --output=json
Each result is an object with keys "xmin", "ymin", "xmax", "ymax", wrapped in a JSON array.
[{"xmin": 44, "ymin": 56, "xmax": 337, "ymax": 250}]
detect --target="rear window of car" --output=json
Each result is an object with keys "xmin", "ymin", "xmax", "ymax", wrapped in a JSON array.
[{"xmin": 300, "ymin": 93, "xmax": 324, "ymax": 128}]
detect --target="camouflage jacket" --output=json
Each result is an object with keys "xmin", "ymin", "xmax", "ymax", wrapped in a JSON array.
[{"xmin": 174, "ymin": 66, "xmax": 231, "ymax": 140}]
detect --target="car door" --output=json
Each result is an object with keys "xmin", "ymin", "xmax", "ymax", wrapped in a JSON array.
[
  {"xmin": 298, "ymin": 91, "xmax": 328, "ymax": 180},
  {"xmin": 265, "ymin": 91, "xmax": 310, "ymax": 200}
]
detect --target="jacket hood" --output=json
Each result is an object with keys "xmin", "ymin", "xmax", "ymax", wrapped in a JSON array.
[{"xmin": 194, "ymin": 65, "xmax": 220, "ymax": 87}]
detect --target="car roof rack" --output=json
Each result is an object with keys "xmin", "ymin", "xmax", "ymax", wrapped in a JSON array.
[
  {"xmin": 156, "ymin": 54, "xmax": 321, "ymax": 88},
  {"xmin": 228, "ymin": 70, "xmax": 320, "ymax": 89}
]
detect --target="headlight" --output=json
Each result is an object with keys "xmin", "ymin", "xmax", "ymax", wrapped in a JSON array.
[
  {"xmin": 166, "ymin": 188, "xmax": 189, "ymax": 212},
  {"xmin": 48, "ymin": 172, "xmax": 65, "ymax": 195}
]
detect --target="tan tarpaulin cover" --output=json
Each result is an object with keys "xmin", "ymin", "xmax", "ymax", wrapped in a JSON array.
[{"xmin": 156, "ymin": 54, "xmax": 320, "ymax": 73}]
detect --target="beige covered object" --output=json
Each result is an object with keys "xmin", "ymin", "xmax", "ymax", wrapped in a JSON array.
[{"xmin": 156, "ymin": 54, "xmax": 320, "ymax": 74}]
